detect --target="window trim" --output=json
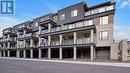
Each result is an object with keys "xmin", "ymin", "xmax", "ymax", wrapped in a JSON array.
[
  {"xmin": 71, "ymin": 9, "xmax": 78, "ymax": 17},
  {"xmin": 99, "ymin": 30, "xmax": 109, "ymax": 40}
]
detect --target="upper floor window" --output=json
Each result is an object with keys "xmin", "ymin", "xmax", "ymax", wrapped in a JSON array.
[
  {"xmin": 84, "ymin": 20, "xmax": 93, "ymax": 26},
  {"xmin": 106, "ymin": 5, "xmax": 114, "ymax": 11},
  {"xmin": 99, "ymin": 7, "xmax": 106, "ymax": 13},
  {"xmin": 71, "ymin": 9, "xmax": 78, "ymax": 17},
  {"xmin": 99, "ymin": 30, "xmax": 108, "ymax": 40},
  {"xmin": 35, "ymin": 22, "xmax": 39, "ymax": 27},
  {"xmin": 60, "ymin": 14, "xmax": 65, "ymax": 20},
  {"xmin": 100, "ymin": 16, "xmax": 108, "ymax": 25}
]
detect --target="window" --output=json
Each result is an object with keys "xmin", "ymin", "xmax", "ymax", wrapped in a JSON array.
[
  {"xmin": 100, "ymin": 16, "xmax": 108, "ymax": 25},
  {"xmin": 84, "ymin": 20, "xmax": 93, "ymax": 26},
  {"xmin": 71, "ymin": 10, "xmax": 78, "ymax": 17},
  {"xmin": 99, "ymin": 7, "xmax": 105, "ymax": 13},
  {"xmin": 106, "ymin": 5, "xmax": 114, "ymax": 11},
  {"xmin": 99, "ymin": 31, "xmax": 108, "ymax": 40},
  {"xmin": 68, "ymin": 24, "xmax": 75, "ymax": 29},
  {"xmin": 35, "ymin": 22, "xmax": 38, "ymax": 27},
  {"xmin": 60, "ymin": 14, "xmax": 65, "ymax": 20}
]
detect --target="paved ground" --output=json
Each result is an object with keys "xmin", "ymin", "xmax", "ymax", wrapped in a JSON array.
[{"xmin": 0, "ymin": 58, "xmax": 130, "ymax": 73}]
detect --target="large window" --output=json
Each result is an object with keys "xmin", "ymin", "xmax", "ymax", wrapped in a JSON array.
[
  {"xmin": 99, "ymin": 7, "xmax": 106, "ymax": 13},
  {"xmin": 99, "ymin": 31, "xmax": 108, "ymax": 40},
  {"xmin": 60, "ymin": 14, "xmax": 65, "ymax": 20},
  {"xmin": 84, "ymin": 20, "xmax": 93, "ymax": 26},
  {"xmin": 71, "ymin": 10, "xmax": 78, "ymax": 17},
  {"xmin": 100, "ymin": 16, "xmax": 108, "ymax": 25}
]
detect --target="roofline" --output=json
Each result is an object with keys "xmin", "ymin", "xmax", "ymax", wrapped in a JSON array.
[
  {"xmin": 87, "ymin": 1, "xmax": 116, "ymax": 10},
  {"xmin": 58, "ymin": 2, "xmax": 86, "ymax": 12}
]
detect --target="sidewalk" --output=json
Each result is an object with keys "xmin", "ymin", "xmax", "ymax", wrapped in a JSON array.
[{"xmin": 0, "ymin": 57, "xmax": 130, "ymax": 68}]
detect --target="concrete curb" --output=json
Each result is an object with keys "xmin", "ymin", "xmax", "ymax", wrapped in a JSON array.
[{"xmin": 0, "ymin": 57, "xmax": 130, "ymax": 68}]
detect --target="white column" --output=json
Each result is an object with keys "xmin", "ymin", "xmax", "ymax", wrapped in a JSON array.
[
  {"xmin": 30, "ymin": 49, "xmax": 33, "ymax": 58},
  {"xmin": 39, "ymin": 37, "xmax": 41, "ymax": 46},
  {"xmin": 23, "ymin": 49, "xmax": 26, "ymax": 58},
  {"xmin": 48, "ymin": 23, "xmax": 51, "ymax": 32},
  {"xmin": 30, "ymin": 39, "xmax": 33, "ymax": 47},
  {"xmin": 48, "ymin": 35, "xmax": 51, "ymax": 46},
  {"xmin": 90, "ymin": 46, "xmax": 94, "ymax": 61},
  {"xmin": 7, "ymin": 35, "xmax": 10, "ymax": 49},
  {"xmin": 90, "ymin": 29, "xmax": 94, "ymax": 43},
  {"xmin": 59, "ymin": 48, "xmax": 62, "ymax": 59},
  {"xmin": 23, "ymin": 30, "xmax": 26, "ymax": 48},
  {"xmin": 8, "ymin": 50, "xmax": 10, "ymax": 57},
  {"xmin": 0, "ymin": 51, "xmax": 1, "ymax": 57},
  {"xmin": 17, "ymin": 40, "xmax": 19, "ymax": 48},
  {"xmin": 74, "ymin": 47, "xmax": 77, "ymax": 60},
  {"xmin": 39, "ymin": 26, "xmax": 41, "ymax": 34},
  {"xmin": 60, "ymin": 34, "xmax": 63, "ymax": 45},
  {"xmin": 3, "ymin": 51, "xmax": 5, "ymax": 57},
  {"xmin": 39, "ymin": 26, "xmax": 41, "ymax": 47},
  {"xmin": 39, "ymin": 49, "xmax": 41, "ymax": 58},
  {"xmin": 74, "ymin": 32, "xmax": 77, "ymax": 44},
  {"xmin": 48, "ymin": 48, "xmax": 51, "ymax": 59},
  {"xmin": 17, "ymin": 50, "xmax": 20, "ymax": 58}
]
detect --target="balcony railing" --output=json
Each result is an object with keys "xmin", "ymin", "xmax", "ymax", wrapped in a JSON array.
[
  {"xmin": 17, "ymin": 35, "xmax": 25, "ymax": 39},
  {"xmin": 63, "ymin": 40, "xmax": 74, "ymax": 45},
  {"xmin": 40, "ymin": 21, "xmax": 94, "ymax": 35},
  {"xmin": 50, "ymin": 41, "xmax": 60, "ymax": 46},
  {"xmin": 41, "ymin": 42, "xmax": 48, "ymax": 47},
  {"xmin": 77, "ymin": 38, "xmax": 91, "ymax": 44}
]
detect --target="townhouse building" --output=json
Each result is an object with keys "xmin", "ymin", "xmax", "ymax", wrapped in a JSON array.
[{"xmin": 0, "ymin": 1, "xmax": 119, "ymax": 61}]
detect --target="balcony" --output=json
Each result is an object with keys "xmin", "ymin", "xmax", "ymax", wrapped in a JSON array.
[
  {"xmin": 19, "ymin": 45, "xmax": 24, "ymax": 49},
  {"xmin": 77, "ymin": 38, "xmax": 91, "ymax": 44},
  {"xmin": 50, "ymin": 41, "xmax": 60, "ymax": 46},
  {"xmin": 40, "ymin": 21, "xmax": 95, "ymax": 36},
  {"xmin": 41, "ymin": 30, "xmax": 48, "ymax": 34},
  {"xmin": 63, "ymin": 40, "xmax": 74, "ymax": 45},
  {"xmin": 41, "ymin": 42, "xmax": 48, "ymax": 47}
]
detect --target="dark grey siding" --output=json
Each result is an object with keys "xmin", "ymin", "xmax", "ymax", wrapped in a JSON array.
[{"xmin": 58, "ymin": 2, "xmax": 85, "ymax": 25}]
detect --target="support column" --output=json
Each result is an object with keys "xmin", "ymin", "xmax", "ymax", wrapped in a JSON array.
[
  {"xmin": 74, "ymin": 47, "xmax": 77, "ymax": 60},
  {"xmin": 0, "ymin": 51, "xmax": 1, "ymax": 57},
  {"xmin": 90, "ymin": 29, "xmax": 94, "ymax": 43},
  {"xmin": 48, "ymin": 48, "xmax": 51, "ymax": 59},
  {"xmin": 17, "ymin": 40, "xmax": 19, "ymax": 48},
  {"xmin": 23, "ymin": 30, "xmax": 26, "ymax": 48},
  {"xmin": 30, "ymin": 39, "xmax": 33, "ymax": 47},
  {"xmin": 7, "ymin": 35, "xmax": 10, "ymax": 49},
  {"xmin": 48, "ymin": 35, "xmax": 51, "ymax": 46},
  {"xmin": 39, "ymin": 49, "xmax": 41, "ymax": 58},
  {"xmin": 3, "ymin": 51, "xmax": 5, "ymax": 57},
  {"xmin": 30, "ymin": 49, "xmax": 33, "ymax": 58},
  {"xmin": 74, "ymin": 32, "xmax": 77, "ymax": 44},
  {"xmin": 39, "ymin": 26, "xmax": 42, "ymax": 47},
  {"xmin": 23, "ymin": 49, "xmax": 26, "ymax": 58},
  {"xmin": 90, "ymin": 46, "xmax": 94, "ymax": 61},
  {"xmin": 17, "ymin": 50, "xmax": 20, "ymax": 58},
  {"xmin": 8, "ymin": 50, "xmax": 10, "ymax": 57},
  {"xmin": 60, "ymin": 34, "xmax": 62, "ymax": 45},
  {"xmin": 59, "ymin": 48, "xmax": 62, "ymax": 59},
  {"xmin": 48, "ymin": 23, "xmax": 51, "ymax": 32}
]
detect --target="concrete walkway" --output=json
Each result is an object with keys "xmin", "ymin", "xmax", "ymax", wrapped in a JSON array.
[{"xmin": 0, "ymin": 57, "xmax": 130, "ymax": 68}]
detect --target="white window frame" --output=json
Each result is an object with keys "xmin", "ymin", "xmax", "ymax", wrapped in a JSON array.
[
  {"xmin": 71, "ymin": 9, "xmax": 78, "ymax": 17},
  {"xmin": 60, "ymin": 14, "xmax": 65, "ymax": 20},
  {"xmin": 84, "ymin": 20, "xmax": 93, "ymax": 26},
  {"xmin": 106, "ymin": 5, "xmax": 114, "ymax": 11},
  {"xmin": 99, "ymin": 30, "xmax": 108, "ymax": 40},
  {"xmin": 100, "ymin": 16, "xmax": 108, "ymax": 25},
  {"xmin": 99, "ymin": 7, "xmax": 106, "ymax": 13}
]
